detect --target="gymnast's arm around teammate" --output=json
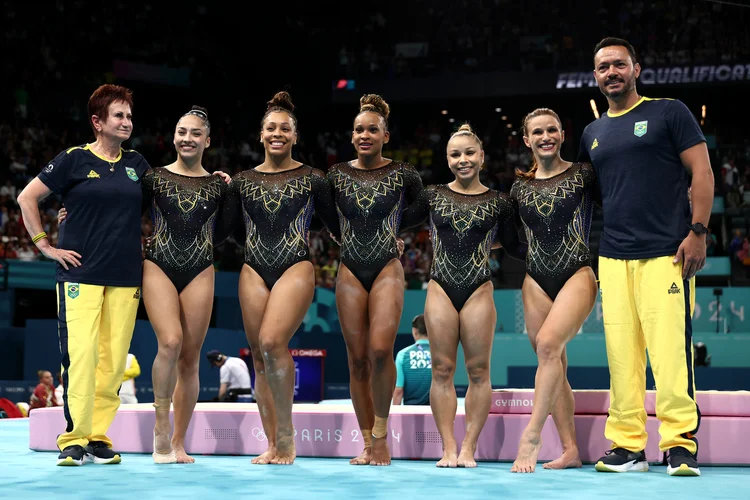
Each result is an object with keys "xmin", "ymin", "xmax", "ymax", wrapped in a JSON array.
[{"xmin": 143, "ymin": 106, "xmax": 228, "ymax": 465}]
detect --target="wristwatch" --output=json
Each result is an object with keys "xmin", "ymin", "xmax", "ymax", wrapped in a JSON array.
[{"xmin": 689, "ymin": 222, "xmax": 708, "ymax": 235}]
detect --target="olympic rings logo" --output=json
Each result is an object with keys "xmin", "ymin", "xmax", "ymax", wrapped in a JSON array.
[{"xmin": 251, "ymin": 427, "xmax": 267, "ymax": 441}]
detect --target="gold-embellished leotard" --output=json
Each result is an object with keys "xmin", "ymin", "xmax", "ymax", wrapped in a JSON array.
[
  {"xmin": 142, "ymin": 167, "xmax": 227, "ymax": 292},
  {"xmin": 226, "ymin": 165, "xmax": 339, "ymax": 290},
  {"xmin": 509, "ymin": 162, "xmax": 598, "ymax": 300},
  {"xmin": 327, "ymin": 160, "xmax": 423, "ymax": 291},
  {"xmin": 401, "ymin": 184, "xmax": 523, "ymax": 310}
]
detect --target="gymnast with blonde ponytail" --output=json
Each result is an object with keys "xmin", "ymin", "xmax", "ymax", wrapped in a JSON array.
[{"xmin": 400, "ymin": 122, "xmax": 525, "ymax": 468}]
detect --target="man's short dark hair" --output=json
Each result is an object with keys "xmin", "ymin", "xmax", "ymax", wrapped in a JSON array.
[
  {"xmin": 412, "ymin": 315, "xmax": 427, "ymax": 337},
  {"xmin": 206, "ymin": 350, "xmax": 223, "ymax": 363},
  {"xmin": 594, "ymin": 37, "xmax": 638, "ymax": 65}
]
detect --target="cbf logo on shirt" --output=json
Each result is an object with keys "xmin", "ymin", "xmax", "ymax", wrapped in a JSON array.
[
  {"xmin": 634, "ymin": 121, "xmax": 648, "ymax": 137},
  {"xmin": 125, "ymin": 167, "xmax": 139, "ymax": 182}
]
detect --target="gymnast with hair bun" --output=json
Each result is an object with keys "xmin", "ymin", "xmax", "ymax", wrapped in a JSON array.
[
  {"xmin": 222, "ymin": 91, "xmax": 340, "ymax": 465},
  {"xmin": 328, "ymin": 94, "xmax": 423, "ymax": 466},
  {"xmin": 401, "ymin": 123, "xmax": 524, "ymax": 468}
]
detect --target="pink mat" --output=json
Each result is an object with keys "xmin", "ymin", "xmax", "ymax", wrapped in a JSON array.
[
  {"xmin": 491, "ymin": 389, "xmax": 750, "ymax": 417},
  {"xmin": 27, "ymin": 402, "xmax": 750, "ymax": 464}
]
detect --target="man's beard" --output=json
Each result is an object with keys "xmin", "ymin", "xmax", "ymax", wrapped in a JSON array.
[{"xmin": 600, "ymin": 76, "xmax": 634, "ymax": 99}]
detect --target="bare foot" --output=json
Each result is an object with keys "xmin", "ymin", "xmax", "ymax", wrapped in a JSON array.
[
  {"xmin": 511, "ymin": 432, "xmax": 542, "ymax": 473},
  {"xmin": 270, "ymin": 434, "xmax": 296, "ymax": 465},
  {"xmin": 370, "ymin": 436, "xmax": 391, "ymax": 466},
  {"xmin": 436, "ymin": 450, "xmax": 458, "ymax": 468},
  {"xmin": 252, "ymin": 447, "xmax": 277, "ymax": 465},
  {"xmin": 173, "ymin": 446, "xmax": 195, "ymax": 464},
  {"xmin": 349, "ymin": 447, "xmax": 372, "ymax": 465},
  {"xmin": 457, "ymin": 446, "xmax": 477, "ymax": 468},
  {"xmin": 543, "ymin": 447, "xmax": 582, "ymax": 470}
]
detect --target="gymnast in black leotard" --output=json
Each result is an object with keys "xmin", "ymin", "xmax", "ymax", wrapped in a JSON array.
[
  {"xmin": 328, "ymin": 159, "xmax": 422, "ymax": 291},
  {"xmin": 229, "ymin": 165, "xmax": 339, "ymax": 291},
  {"xmin": 227, "ymin": 91, "xmax": 339, "ymax": 466},
  {"xmin": 329, "ymin": 94, "xmax": 423, "ymax": 467},
  {"xmin": 142, "ymin": 167, "xmax": 226, "ymax": 293},
  {"xmin": 400, "ymin": 123, "xmax": 524, "ymax": 468},
  {"xmin": 140, "ymin": 106, "xmax": 232, "ymax": 465},
  {"xmin": 510, "ymin": 108, "xmax": 599, "ymax": 474}
]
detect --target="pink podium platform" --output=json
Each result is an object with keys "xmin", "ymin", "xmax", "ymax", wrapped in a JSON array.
[
  {"xmin": 29, "ymin": 403, "xmax": 664, "ymax": 463},
  {"xmin": 28, "ymin": 391, "xmax": 750, "ymax": 465},
  {"xmin": 491, "ymin": 389, "xmax": 750, "ymax": 417}
]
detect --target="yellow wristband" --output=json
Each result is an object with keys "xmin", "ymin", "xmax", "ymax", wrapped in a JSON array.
[{"xmin": 32, "ymin": 232, "xmax": 48, "ymax": 244}]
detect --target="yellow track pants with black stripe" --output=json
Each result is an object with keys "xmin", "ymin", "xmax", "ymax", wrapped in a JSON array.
[
  {"xmin": 599, "ymin": 256, "xmax": 700, "ymax": 455},
  {"xmin": 56, "ymin": 282, "xmax": 140, "ymax": 451}
]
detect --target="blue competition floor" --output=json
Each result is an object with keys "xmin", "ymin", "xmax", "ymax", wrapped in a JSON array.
[{"xmin": 0, "ymin": 419, "xmax": 747, "ymax": 499}]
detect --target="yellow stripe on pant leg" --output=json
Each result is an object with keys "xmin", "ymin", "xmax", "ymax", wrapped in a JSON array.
[
  {"xmin": 89, "ymin": 286, "xmax": 140, "ymax": 447},
  {"xmin": 599, "ymin": 256, "xmax": 649, "ymax": 453},
  {"xmin": 56, "ymin": 282, "xmax": 105, "ymax": 451},
  {"xmin": 635, "ymin": 256, "xmax": 699, "ymax": 455}
]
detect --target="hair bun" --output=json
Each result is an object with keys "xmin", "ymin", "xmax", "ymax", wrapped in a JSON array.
[
  {"xmin": 267, "ymin": 91, "xmax": 295, "ymax": 113},
  {"xmin": 359, "ymin": 94, "xmax": 390, "ymax": 120},
  {"xmin": 190, "ymin": 105, "xmax": 209, "ymax": 118},
  {"xmin": 448, "ymin": 122, "xmax": 483, "ymax": 148}
]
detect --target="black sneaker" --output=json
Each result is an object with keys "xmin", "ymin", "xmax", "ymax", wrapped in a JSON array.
[
  {"xmin": 667, "ymin": 446, "xmax": 700, "ymax": 476},
  {"xmin": 84, "ymin": 441, "xmax": 122, "ymax": 464},
  {"xmin": 57, "ymin": 445, "xmax": 85, "ymax": 466},
  {"xmin": 595, "ymin": 448, "xmax": 649, "ymax": 472}
]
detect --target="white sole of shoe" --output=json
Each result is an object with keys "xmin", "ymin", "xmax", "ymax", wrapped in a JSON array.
[
  {"xmin": 595, "ymin": 460, "xmax": 649, "ymax": 472},
  {"xmin": 56, "ymin": 456, "xmax": 84, "ymax": 466},
  {"xmin": 667, "ymin": 463, "xmax": 701, "ymax": 476},
  {"xmin": 86, "ymin": 453, "xmax": 122, "ymax": 465}
]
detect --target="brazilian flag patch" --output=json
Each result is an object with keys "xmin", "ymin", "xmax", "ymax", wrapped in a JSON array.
[
  {"xmin": 126, "ymin": 167, "xmax": 139, "ymax": 182},
  {"xmin": 634, "ymin": 120, "xmax": 648, "ymax": 137},
  {"xmin": 67, "ymin": 283, "xmax": 80, "ymax": 299}
]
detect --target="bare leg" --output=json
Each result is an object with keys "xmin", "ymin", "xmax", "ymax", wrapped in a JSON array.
[
  {"xmin": 260, "ymin": 262, "xmax": 316, "ymax": 465},
  {"xmin": 512, "ymin": 269, "xmax": 597, "ymax": 473},
  {"xmin": 239, "ymin": 265, "xmax": 275, "ymax": 464},
  {"xmin": 143, "ymin": 261, "xmax": 182, "ymax": 457},
  {"xmin": 457, "ymin": 282, "xmax": 496, "ymax": 468},
  {"xmin": 367, "ymin": 259, "xmax": 405, "ymax": 466},
  {"xmin": 544, "ymin": 349, "xmax": 582, "ymax": 469},
  {"xmin": 171, "ymin": 267, "xmax": 215, "ymax": 463},
  {"xmin": 336, "ymin": 264, "xmax": 374, "ymax": 465},
  {"xmin": 423, "ymin": 281, "xmax": 460, "ymax": 468},
  {"xmin": 521, "ymin": 277, "xmax": 581, "ymax": 469}
]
